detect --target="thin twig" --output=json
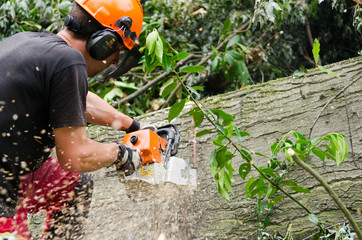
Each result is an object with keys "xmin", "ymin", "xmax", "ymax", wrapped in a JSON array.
[
  {"xmin": 302, "ymin": 0, "xmax": 321, "ymax": 66},
  {"xmin": 117, "ymin": 53, "xmax": 195, "ymax": 106},
  {"xmin": 343, "ymin": 91, "xmax": 354, "ymax": 155},
  {"xmin": 308, "ymin": 74, "xmax": 362, "ymax": 139}
]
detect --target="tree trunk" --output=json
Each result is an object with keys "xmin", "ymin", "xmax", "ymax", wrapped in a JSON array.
[{"xmin": 31, "ymin": 57, "xmax": 362, "ymax": 239}]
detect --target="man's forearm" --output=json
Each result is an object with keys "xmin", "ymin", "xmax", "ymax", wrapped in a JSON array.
[{"xmin": 86, "ymin": 91, "xmax": 133, "ymax": 130}]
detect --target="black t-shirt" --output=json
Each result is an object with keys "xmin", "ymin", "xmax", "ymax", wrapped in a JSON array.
[{"xmin": 0, "ymin": 32, "xmax": 88, "ymax": 216}]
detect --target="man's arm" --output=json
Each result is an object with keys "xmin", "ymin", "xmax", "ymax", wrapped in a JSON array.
[
  {"xmin": 54, "ymin": 126, "xmax": 118, "ymax": 172},
  {"xmin": 86, "ymin": 91, "xmax": 133, "ymax": 130}
]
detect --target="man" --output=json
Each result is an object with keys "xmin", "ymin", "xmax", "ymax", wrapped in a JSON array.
[{"xmin": 0, "ymin": 0, "xmax": 145, "ymax": 238}]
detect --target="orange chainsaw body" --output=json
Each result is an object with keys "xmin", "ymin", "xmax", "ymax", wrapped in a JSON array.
[{"xmin": 123, "ymin": 129, "xmax": 168, "ymax": 165}]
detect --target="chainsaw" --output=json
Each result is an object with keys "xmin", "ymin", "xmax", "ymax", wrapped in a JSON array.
[{"xmin": 119, "ymin": 123, "xmax": 196, "ymax": 186}]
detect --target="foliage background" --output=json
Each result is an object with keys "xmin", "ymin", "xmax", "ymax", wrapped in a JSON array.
[{"xmin": 1, "ymin": 0, "xmax": 361, "ymax": 116}]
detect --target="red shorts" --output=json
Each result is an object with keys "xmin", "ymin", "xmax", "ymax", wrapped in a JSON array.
[{"xmin": 0, "ymin": 157, "xmax": 80, "ymax": 239}]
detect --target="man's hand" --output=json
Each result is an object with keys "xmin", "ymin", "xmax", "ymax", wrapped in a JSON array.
[
  {"xmin": 126, "ymin": 118, "xmax": 157, "ymax": 133},
  {"xmin": 114, "ymin": 143, "xmax": 142, "ymax": 176}
]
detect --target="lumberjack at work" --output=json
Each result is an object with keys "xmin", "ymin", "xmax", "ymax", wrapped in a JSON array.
[{"xmin": 0, "ymin": 0, "xmax": 150, "ymax": 238}]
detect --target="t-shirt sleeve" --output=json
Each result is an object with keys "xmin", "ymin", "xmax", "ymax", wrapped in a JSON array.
[{"xmin": 48, "ymin": 64, "xmax": 88, "ymax": 129}]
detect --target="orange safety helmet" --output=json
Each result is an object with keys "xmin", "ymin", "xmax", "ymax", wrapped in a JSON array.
[{"xmin": 75, "ymin": 0, "xmax": 143, "ymax": 50}]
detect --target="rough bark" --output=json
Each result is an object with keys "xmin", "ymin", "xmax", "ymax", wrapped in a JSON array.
[{"xmin": 31, "ymin": 57, "xmax": 362, "ymax": 239}]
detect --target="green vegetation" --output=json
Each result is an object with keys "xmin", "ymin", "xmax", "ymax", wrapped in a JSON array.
[{"xmin": 1, "ymin": 0, "xmax": 360, "ymax": 115}]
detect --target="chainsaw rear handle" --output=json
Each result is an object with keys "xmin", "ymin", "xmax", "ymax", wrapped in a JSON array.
[{"xmin": 157, "ymin": 124, "xmax": 180, "ymax": 157}]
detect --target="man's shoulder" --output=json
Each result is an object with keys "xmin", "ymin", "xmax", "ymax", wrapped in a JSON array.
[{"xmin": 12, "ymin": 31, "xmax": 84, "ymax": 63}]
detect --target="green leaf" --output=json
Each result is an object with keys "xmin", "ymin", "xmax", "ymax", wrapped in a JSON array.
[
  {"xmin": 211, "ymin": 56, "xmax": 220, "ymax": 72},
  {"xmin": 213, "ymin": 135, "xmax": 225, "ymax": 147},
  {"xmin": 234, "ymin": 126, "xmax": 249, "ymax": 143},
  {"xmin": 196, "ymin": 129, "xmax": 211, "ymax": 137},
  {"xmin": 212, "ymin": 109, "xmax": 235, "ymax": 126},
  {"xmin": 264, "ymin": 214, "xmax": 270, "ymax": 228},
  {"xmin": 271, "ymin": 142, "xmax": 281, "ymax": 156},
  {"xmin": 261, "ymin": 167, "xmax": 275, "ymax": 177},
  {"xmin": 310, "ymin": 137, "xmax": 321, "ymax": 147},
  {"xmin": 190, "ymin": 108, "xmax": 204, "ymax": 128},
  {"xmin": 173, "ymin": 52, "xmax": 189, "ymax": 61},
  {"xmin": 235, "ymin": 61, "xmax": 249, "ymax": 84},
  {"xmin": 223, "ymin": 18, "xmax": 232, "ymax": 32},
  {"xmin": 245, "ymin": 176, "xmax": 255, "ymax": 198},
  {"xmin": 281, "ymin": 180, "xmax": 298, "ymax": 187},
  {"xmin": 222, "ymin": 170, "xmax": 233, "ymax": 192},
  {"xmin": 248, "ymin": 178, "xmax": 262, "ymax": 197},
  {"xmin": 215, "ymin": 123, "xmax": 225, "ymax": 135},
  {"xmin": 239, "ymin": 163, "xmax": 251, "ymax": 180},
  {"xmin": 317, "ymin": 65, "xmax": 341, "ymax": 78},
  {"xmin": 226, "ymin": 35, "xmax": 241, "ymax": 49},
  {"xmin": 214, "ymin": 148, "xmax": 234, "ymax": 170},
  {"xmin": 103, "ymin": 88, "xmax": 123, "ymax": 102},
  {"xmin": 308, "ymin": 214, "xmax": 320, "ymax": 227},
  {"xmin": 312, "ymin": 38, "xmax": 320, "ymax": 65},
  {"xmin": 224, "ymin": 52, "xmax": 235, "ymax": 66},
  {"xmin": 290, "ymin": 186, "xmax": 311, "ymax": 194},
  {"xmin": 162, "ymin": 54, "xmax": 172, "ymax": 73},
  {"xmin": 146, "ymin": 29, "xmax": 159, "ymax": 54},
  {"xmin": 284, "ymin": 148, "xmax": 293, "ymax": 162},
  {"xmin": 192, "ymin": 86, "xmax": 204, "ymax": 91},
  {"xmin": 322, "ymin": 133, "xmax": 348, "ymax": 165},
  {"xmin": 312, "ymin": 147, "xmax": 326, "ymax": 162},
  {"xmin": 240, "ymin": 149, "xmax": 252, "ymax": 162},
  {"xmin": 293, "ymin": 131, "xmax": 306, "ymax": 140},
  {"xmin": 268, "ymin": 195, "xmax": 284, "ymax": 208},
  {"xmin": 218, "ymin": 183, "xmax": 230, "ymax": 200},
  {"xmin": 155, "ymin": 36, "xmax": 164, "ymax": 63},
  {"xmin": 186, "ymin": 85, "xmax": 201, "ymax": 100},
  {"xmin": 251, "ymin": 185, "xmax": 267, "ymax": 198},
  {"xmin": 227, "ymin": 50, "xmax": 245, "ymax": 61},
  {"xmin": 224, "ymin": 123, "xmax": 234, "ymax": 138},
  {"xmin": 168, "ymin": 99, "xmax": 186, "ymax": 122},
  {"xmin": 265, "ymin": 184, "xmax": 277, "ymax": 199},
  {"xmin": 292, "ymin": 66, "xmax": 308, "ymax": 79},
  {"xmin": 113, "ymin": 81, "xmax": 139, "ymax": 90},
  {"xmin": 160, "ymin": 81, "xmax": 177, "ymax": 98},
  {"xmin": 181, "ymin": 65, "xmax": 205, "ymax": 73}
]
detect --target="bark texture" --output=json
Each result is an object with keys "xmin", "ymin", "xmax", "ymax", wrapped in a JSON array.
[{"xmin": 32, "ymin": 57, "xmax": 362, "ymax": 239}]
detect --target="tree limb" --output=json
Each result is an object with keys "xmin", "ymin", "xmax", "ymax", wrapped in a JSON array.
[
  {"xmin": 162, "ymin": 20, "xmax": 251, "ymax": 108},
  {"xmin": 116, "ymin": 53, "xmax": 195, "ymax": 106}
]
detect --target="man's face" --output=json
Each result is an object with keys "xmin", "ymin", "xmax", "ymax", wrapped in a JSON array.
[{"xmin": 87, "ymin": 44, "xmax": 126, "ymax": 77}]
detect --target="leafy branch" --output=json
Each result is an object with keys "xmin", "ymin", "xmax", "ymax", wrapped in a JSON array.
[{"xmin": 140, "ymin": 8, "xmax": 358, "ymax": 235}]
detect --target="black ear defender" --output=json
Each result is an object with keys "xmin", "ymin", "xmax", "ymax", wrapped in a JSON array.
[
  {"xmin": 86, "ymin": 30, "xmax": 121, "ymax": 60},
  {"xmin": 64, "ymin": 15, "xmax": 135, "ymax": 61},
  {"xmin": 86, "ymin": 16, "xmax": 136, "ymax": 61}
]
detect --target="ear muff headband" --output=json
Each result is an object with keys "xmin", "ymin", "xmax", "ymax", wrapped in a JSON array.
[
  {"xmin": 64, "ymin": 15, "xmax": 121, "ymax": 60},
  {"xmin": 86, "ymin": 30, "xmax": 121, "ymax": 60},
  {"xmin": 64, "ymin": 15, "xmax": 94, "ymax": 34}
]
